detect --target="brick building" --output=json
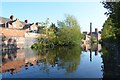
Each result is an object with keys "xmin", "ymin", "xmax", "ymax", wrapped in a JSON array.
[{"xmin": 0, "ymin": 15, "xmax": 39, "ymax": 49}]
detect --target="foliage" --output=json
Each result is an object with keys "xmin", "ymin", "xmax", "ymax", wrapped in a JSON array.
[
  {"xmin": 101, "ymin": 17, "xmax": 115, "ymax": 42},
  {"xmin": 31, "ymin": 14, "xmax": 82, "ymax": 48},
  {"xmin": 102, "ymin": 1, "xmax": 120, "ymax": 43},
  {"xmin": 56, "ymin": 15, "xmax": 82, "ymax": 46},
  {"xmin": 37, "ymin": 18, "xmax": 50, "ymax": 34}
]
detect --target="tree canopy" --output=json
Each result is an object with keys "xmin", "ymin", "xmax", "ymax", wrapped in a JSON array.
[
  {"xmin": 57, "ymin": 15, "xmax": 82, "ymax": 46},
  {"xmin": 101, "ymin": 17, "xmax": 114, "ymax": 41},
  {"xmin": 102, "ymin": 1, "xmax": 120, "ymax": 43},
  {"xmin": 31, "ymin": 14, "xmax": 82, "ymax": 49}
]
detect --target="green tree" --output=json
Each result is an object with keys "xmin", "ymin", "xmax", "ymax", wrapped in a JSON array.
[
  {"xmin": 102, "ymin": 1, "xmax": 120, "ymax": 43},
  {"xmin": 37, "ymin": 18, "xmax": 50, "ymax": 34},
  {"xmin": 31, "ymin": 15, "xmax": 82, "ymax": 48},
  {"xmin": 101, "ymin": 17, "xmax": 114, "ymax": 42},
  {"xmin": 57, "ymin": 15, "xmax": 82, "ymax": 45}
]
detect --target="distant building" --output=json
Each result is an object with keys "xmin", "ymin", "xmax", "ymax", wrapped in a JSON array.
[
  {"xmin": 0, "ymin": 15, "xmax": 39, "ymax": 49},
  {"xmin": 0, "ymin": 15, "xmax": 25, "ymax": 49},
  {"xmin": 82, "ymin": 28, "xmax": 101, "ymax": 44},
  {"xmin": 90, "ymin": 28, "xmax": 101, "ymax": 41},
  {"xmin": 0, "ymin": 15, "xmax": 24, "ymax": 29},
  {"xmin": 23, "ymin": 20, "xmax": 38, "ymax": 33}
]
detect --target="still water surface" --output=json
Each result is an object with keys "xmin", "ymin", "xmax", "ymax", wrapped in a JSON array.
[{"xmin": 1, "ymin": 44, "xmax": 105, "ymax": 78}]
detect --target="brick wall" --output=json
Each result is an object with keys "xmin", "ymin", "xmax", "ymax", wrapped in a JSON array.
[
  {"xmin": 1, "ymin": 27, "xmax": 25, "ymax": 49},
  {"xmin": 1, "ymin": 27, "xmax": 25, "ymax": 37}
]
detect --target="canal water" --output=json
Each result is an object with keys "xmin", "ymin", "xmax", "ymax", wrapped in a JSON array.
[{"xmin": 0, "ymin": 44, "xmax": 119, "ymax": 78}]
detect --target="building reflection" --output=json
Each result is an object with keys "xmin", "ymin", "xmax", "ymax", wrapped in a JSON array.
[
  {"xmin": 1, "ymin": 43, "xmax": 120, "ymax": 78},
  {"xmin": 1, "ymin": 49, "xmax": 40, "ymax": 74},
  {"xmin": 81, "ymin": 44, "xmax": 102, "ymax": 62},
  {"xmin": 1, "ymin": 46, "xmax": 81, "ymax": 75}
]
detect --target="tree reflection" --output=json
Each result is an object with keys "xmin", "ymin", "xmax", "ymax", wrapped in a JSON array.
[
  {"xmin": 35, "ymin": 46, "xmax": 82, "ymax": 74},
  {"xmin": 56, "ymin": 46, "xmax": 81, "ymax": 73}
]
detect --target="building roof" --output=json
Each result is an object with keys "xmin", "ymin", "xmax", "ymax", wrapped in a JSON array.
[
  {"xmin": 0, "ymin": 17, "xmax": 11, "ymax": 23},
  {"xmin": 92, "ymin": 32, "xmax": 97, "ymax": 35},
  {"xmin": 23, "ymin": 23, "xmax": 35, "ymax": 29},
  {"xmin": 25, "ymin": 23, "xmax": 34, "ymax": 27},
  {"xmin": 0, "ymin": 16, "xmax": 25, "ymax": 25}
]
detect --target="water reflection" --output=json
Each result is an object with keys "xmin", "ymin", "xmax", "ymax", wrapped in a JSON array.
[
  {"xmin": 2, "ymin": 49, "xmax": 17, "ymax": 63},
  {"xmin": 1, "ymin": 44, "xmax": 111, "ymax": 78},
  {"xmin": 1, "ymin": 49, "xmax": 38, "ymax": 74},
  {"xmin": 81, "ymin": 44, "xmax": 102, "ymax": 62},
  {"xmin": 33, "ymin": 46, "xmax": 81, "ymax": 74},
  {"xmin": 102, "ymin": 46, "xmax": 120, "ymax": 78}
]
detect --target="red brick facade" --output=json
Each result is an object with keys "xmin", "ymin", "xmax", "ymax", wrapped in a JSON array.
[{"xmin": 1, "ymin": 27, "xmax": 25, "ymax": 37}]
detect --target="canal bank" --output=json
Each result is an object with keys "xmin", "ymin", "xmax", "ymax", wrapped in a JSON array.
[{"xmin": 101, "ymin": 42, "xmax": 120, "ymax": 78}]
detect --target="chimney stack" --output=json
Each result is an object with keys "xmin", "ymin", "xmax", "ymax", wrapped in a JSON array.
[
  {"xmin": 90, "ymin": 22, "xmax": 92, "ymax": 42},
  {"xmin": 25, "ymin": 20, "xmax": 28, "ymax": 23},
  {"xmin": 10, "ymin": 15, "xmax": 14, "ymax": 20},
  {"xmin": 90, "ymin": 22, "xmax": 92, "ymax": 35},
  {"xmin": 95, "ymin": 28, "xmax": 98, "ymax": 33},
  {"xmin": 36, "ymin": 22, "xmax": 39, "ymax": 26}
]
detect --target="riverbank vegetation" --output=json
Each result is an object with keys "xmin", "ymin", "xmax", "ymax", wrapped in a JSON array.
[
  {"xmin": 31, "ymin": 15, "xmax": 82, "ymax": 49},
  {"xmin": 101, "ymin": 1, "xmax": 120, "ymax": 45}
]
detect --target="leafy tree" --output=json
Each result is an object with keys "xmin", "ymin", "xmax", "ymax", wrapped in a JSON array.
[
  {"xmin": 57, "ymin": 15, "xmax": 82, "ymax": 45},
  {"xmin": 49, "ymin": 23, "xmax": 58, "ymax": 34},
  {"xmin": 102, "ymin": 1, "xmax": 120, "ymax": 43},
  {"xmin": 101, "ymin": 17, "xmax": 114, "ymax": 42},
  {"xmin": 31, "ymin": 15, "xmax": 82, "ymax": 48},
  {"xmin": 37, "ymin": 18, "xmax": 50, "ymax": 34}
]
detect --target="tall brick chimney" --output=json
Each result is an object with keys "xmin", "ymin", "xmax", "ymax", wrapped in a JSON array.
[
  {"xmin": 90, "ymin": 22, "xmax": 92, "ymax": 42},
  {"xmin": 10, "ymin": 15, "xmax": 14, "ymax": 20},
  {"xmin": 90, "ymin": 22, "xmax": 92, "ymax": 36}
]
